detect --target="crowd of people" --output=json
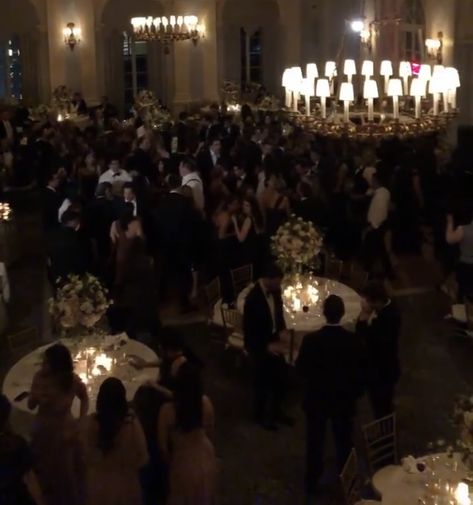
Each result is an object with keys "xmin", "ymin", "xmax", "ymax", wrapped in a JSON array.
[{"xmin": 0, "ymin": 96, "xmax": 472, "ymax": 504}]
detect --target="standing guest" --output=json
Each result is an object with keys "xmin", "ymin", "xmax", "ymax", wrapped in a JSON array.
[
  {"xmin": 158, "ymin": 363, "xmax": 216, "ymax": 505},
  {"xmin": 362, "ymin": 172, "xmax": 394, "ymax": 279},
  {"xmin": 133, "ymin": 386, "xmax": 169, "ymax": 505},
  {"xmin": 446, "ymin": 209, "xmax": 473, "ymax": 301},
  {"xmin": 196, "ymin": 138, "xmax": 222, "ymax": 184},
  {"xmin": 81, "ymin": 378, "xmax": 148, "ymax": 505},
  {"xmin": 122, "ymin": 182, "xmax": 141, "ymax": 218},
  {"xmin": 179, "ymin": 157, "xmax": 204, "ymax": 214},
  {"xmin": 42, "ymin": 172, "xmax": 62, "ymax": 232},
  {"xmin": 296, "ymin": 296, "xmax": 363, "ymax": 497},
  {"xmin": 356, "ymin": 282, "xmax": 401, "ymax": 419},
  {"xmin": 46, "ymin": 210, "xmax": 92, "ymax": 283},
  {"xmin": 28, "ymin": 344, "xmax": 89, "ymax": 505},
  {"xmin": 127, "ymin": 135, "xmax": 153, "ymax": 181},
  {"xmin": 0, "ymin": 109, "xmax": 15, "ymax": 146},
  {"xmin": 109, "ymin": 202, "xmax": 144, "ymax": 286},
  {"xmin": 258, "ymin": 173, "xmax": 290, "ymax": 237},
  {"xmin": 0, "ymin": 394, "xmax": 45, "ymax": 505},
  {"xmin": 243, "ymin": 263, "xmax": 293, "ymax": 430},
  {"xmin": 98, "ymin": 156, "xmax": 132, "ymax": 190},
  {"xmin": 98, "ymin": 96, "xmax": 118, "ymax": 130}
]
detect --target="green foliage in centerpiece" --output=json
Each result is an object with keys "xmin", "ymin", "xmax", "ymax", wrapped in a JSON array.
[
  {"xmin": 48, "ymin": 274, "xmax": 112, "ymax": 336},
  {"xmin": 271, "ymin": 215, "xmax": 323, "ymax": 274}
]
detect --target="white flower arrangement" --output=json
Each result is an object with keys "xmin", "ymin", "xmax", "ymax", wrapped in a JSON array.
[
  {"xmin": 49, "ymin": 274, "xmax": 112, "ymax": 335},
  {"xmin": 51, "ymin": 85, "xmax": 72, "ymax": 111},
  {"xmin": 453, "ymin": 396, "xmax": 473, "ymax": 464},
  {"xmin": 30, "ymin": 104, "xmax": 52, "ymax": 121},
  {"xmin": 257, "ymin": 94, "xmax": 281, "ymax": 111},
  {"xmin": 221, "ymin": 80, "xmax": 240, "ymax": 105},
  {"xmin": 134, "ymin": 90, "xmax": 172, "ymax": 130},
  {"xmin": 135, "ymin": 89, "xmax": 157, "ymax": 108},
  {"xmin": 271, "ymin": 215, "xmax": 323, "ymax": 273}
]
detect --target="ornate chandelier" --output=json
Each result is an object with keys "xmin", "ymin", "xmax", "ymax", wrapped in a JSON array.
[
  {"xmin": 130, "ymin": 16, "xmax": 204, "ymax": 46},
  {"xmin": 281, "ymin": 60, "xmax": 460, "ymax": 140}
]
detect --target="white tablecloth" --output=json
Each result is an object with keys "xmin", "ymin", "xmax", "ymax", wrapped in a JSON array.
[
  {"xmin": 213, "ymin": 277, "xmax": 361, "ymax": 334},
  {"xmin": 2, "ymin": 335, "xmax": 158, "ymax": 418},
  {"xmin": 373, "ymin": 454, "xmax": 467, "ymax": 505}
]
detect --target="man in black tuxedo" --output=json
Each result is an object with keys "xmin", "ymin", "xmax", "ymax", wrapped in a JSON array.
[
  {"xmin": 47, "ymin": 209, "xmax": 91, "ymax": 283},
  {"xmin": 72, "ymin": 92, "xmax": 88, "ymax": 116},
  {"xmin": 356, "ymin": 282, "xmax": 401, "ymax": 419},
  {"xmin": 42, "ymin": 171, "xmax": 62, "ymax": 231},
  {"xmin": 155, "ymin": 174, "xmax": 198, "ymax": 311},
  {"xmin": 296, "ymin": 295, "xmax": 364, "ymax": 496},
  {"xmin": 243, "ymin": 264, "xmax": 292, "ymax": 430},
  {"xmin": 196, "ymin": 138, "xmax": 223, "ymax": 184}
]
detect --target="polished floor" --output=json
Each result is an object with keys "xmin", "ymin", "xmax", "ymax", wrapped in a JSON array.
[{"xmin": 0, "ymin": 190, "xmax": 470, "ymax": 505}]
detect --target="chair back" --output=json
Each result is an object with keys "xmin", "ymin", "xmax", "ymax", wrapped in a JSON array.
[
  {"xmin": 221, "ymin": 307, "xmax": 245, "ymax": 347},
  {"xmin": 340, "ymin": 448, "xmax": 362, "ymax": 505},
  {"xmin": 7, "ymin": 327, "xmax": 39, "ymax": 359},
  {"xmin": 231, "ymin": 264, "xmax": 253, "ymax": 297},
  {"xmin": 204, "ymin": 277, "xmax": 221, "ymax": 312},
  {"xmin": 362, "ymin": 413, "xmax": 398, "ymax": 475}
]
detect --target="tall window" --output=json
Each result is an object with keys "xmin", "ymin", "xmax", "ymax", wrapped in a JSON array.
[
  {"xmin": 0, "ymin": 36, "xmax": 22, "ymax": 100},
  {"xmin": 240, "ymin": 28, "xmax": 262, "ymax": 86},
  {"xmin": 400, "ymin": 0, "xmax": 425, "ymax": 62},
  {"xmin": 123, "ymin": 33, "xmax": 149, "ymax": 112}
]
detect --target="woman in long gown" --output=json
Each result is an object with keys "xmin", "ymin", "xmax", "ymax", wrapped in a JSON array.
[
  {"xmin": 28, "ymin": 344, "xmax": 89, "ymax": 505},
  {"xmin": 258, "ymin": 173, "xmax": 290, "ymax": 237},
  {"xmin": 81, "ymin": 378, "xmax": 148, "ymax": 505},
  {"xmin": 158, "ymin": 363, "xmax": 216, "ymax": 505}
]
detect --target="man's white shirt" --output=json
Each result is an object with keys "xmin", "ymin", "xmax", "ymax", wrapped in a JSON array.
[
  {"xmin": 181, "ymin": 172, "xmax": 204, "ymax": 211},
  {"xmin": 98, "ymin": 168, "xmax": 132, "ymax": 185},
  {"xmin": 367, "ymin": 187, "xmax": 390, "ymax": 229}
]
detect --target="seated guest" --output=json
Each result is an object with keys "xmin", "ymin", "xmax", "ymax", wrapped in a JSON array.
[
  {"xmin": 296, "ymin": 295, "xmax": 364, "ymax": 497},
  {"xmin": 243, "ymin": 263, "xmax": 293, "ymax": 430},
  {"xmin": 0, "ymin": 394, "xmax": 45, "ymax": 505},
  {"xmin": 98, "ymin": 156, "xmax": 132, "ymax": 188},
  {"xmin": 47, "ymin": 209, "xmax": 92, "ymax": 282},
  {"xmin": 356, "ymin": 282, "xmax": 401, "ymax": 419},
  {"xmin": 28, "ymin": 344, "xmax": 89, "ymax": 505},
  {"xmin": 158, "ymin": 363, "xmax": 216, "ymax": 505},
  {"xmin": 133, "ymin": 386, "xmax": 169, "ymax": 505},
  {"xmin": 71, "ymin": 92, "xmax": 88, "ymax": 116},
  {"xmin": 81, "ymin": 378, "xmax": 148, "ymax": 505}
]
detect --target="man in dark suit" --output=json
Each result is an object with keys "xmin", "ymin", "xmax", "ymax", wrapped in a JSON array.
[
  {"xmin": 243, "ymin": 264, "xmax": 292, "ymax": 430},
  {"xmin": 46, "ymin": 209, "xmax": 91, "ymax": 283},
  {"xmin": 42, "ymin": 171, "xmax": 62, "ymax": 231},
  {"xmin": 296, "ymin": 295, "xmax": 364, "ymax": 496},
  {"xmin": 155, "ymin": 174, "xmax": 198, "ymax": 311},
  {"xmin": 356, "ymin": 282, "xmax": 401, "ymax": 419},
  {"xmin": 196, "ymin": 138, "xmax": 223, "ymax": 184}
]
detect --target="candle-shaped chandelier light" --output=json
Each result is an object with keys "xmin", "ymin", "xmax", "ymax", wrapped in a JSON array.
[
  {"xmin": 130, "ymin": 15, "xmax": 204, "ymax": 45},
  {"xmin": 281, "ymin": 57, "xmax": 460, "ymax": 140}
]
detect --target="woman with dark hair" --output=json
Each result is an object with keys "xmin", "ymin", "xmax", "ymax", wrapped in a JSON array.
[
  {"xmin": 109, "ymin": 202, "xmax": 144, "ymax": 286},
  {"xmin": 0, "ymin": 394, "xmax": 45, "ymax": 505},
  {"xmin": 28, "ymin": 344, "xmax": 88, "ymax": 505},
  {"xmin": 133, "ymin": 386, "xmax": 169, "ymax": 505},
  {"xmin": 158, "ymin": 363, "xmax": 216, "ymax": 505},
  {"xmin": 81, "ymin": 378, "xmax": 148, "ymax": 505}
]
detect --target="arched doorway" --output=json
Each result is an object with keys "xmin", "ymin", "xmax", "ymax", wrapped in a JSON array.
[
  {"xmin": 0, "ymin": 0, "xmax": 43, "ymax": 104},
  {"xmin": 98, "ymin": 0, "xmax": 169, "ymax": 114},
  {"xmin": 219, "ymin": 0, "xmax": 281, "ymax": 93}
]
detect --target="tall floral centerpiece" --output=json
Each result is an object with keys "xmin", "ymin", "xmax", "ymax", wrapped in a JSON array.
[
  {"xmin": 134, "ymin": 89, "xmax": 172, "ymax": 131},
  {"xmin": 271, "ymin": 216, "xmax": 323, "ymax": 317},
  {"xmin": 453, "ymin": 395, "xmax": 473, "ymax": 472},
  {"xmin": 49, "ymin": 274, "xmax": 111, "ymax": 337},
  {"xmin": 51, "ymin": 85, "xmax": 72, "ymax": 118}
]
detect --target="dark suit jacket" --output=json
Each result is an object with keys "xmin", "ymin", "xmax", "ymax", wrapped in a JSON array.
[
  {"xmin": 243, "ymin": 282, "xmax": 286, "ymax": 355},
  {"xmin": 154, "ymin": 192, "xmax": 196, "ymax": 251},
  {"xmin": 47, "ymin": 227, "xmax": 91, "ymax": 282},
  {"xmin": 296, "ymin": 325, "xmax": 364, "ymax": 414},
  {"xmin": 356, "ymin": 301, "xmax": 401, "ymax": 385},
  {"xmin": 42, "ymin": 187, "xmax": 61, "ymax": 230}
]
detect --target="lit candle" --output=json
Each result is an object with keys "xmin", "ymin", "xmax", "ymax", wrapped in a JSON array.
[
  {"xmin": 455, "ymin": 483, "xmax": 470, "ymax": 505},
  {"xmin": 339, "ymin": 82, "xmax": 354, "ymax": 124},
  {"xmin": 363, "ymin": 79, "xmax": 378, "ymax": 122}
]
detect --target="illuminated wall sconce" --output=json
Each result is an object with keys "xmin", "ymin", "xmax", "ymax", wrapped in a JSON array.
[
  {"xmin": 63, "ymin": 22, "xmax": 81, "ymax": 51},
  {"xmin": 350, "ymin": 19, "xmax": 373, "ymax": 53},
  {"xmin": 425, "ymin": 32, "xmax": 443, "ymax": 64}
]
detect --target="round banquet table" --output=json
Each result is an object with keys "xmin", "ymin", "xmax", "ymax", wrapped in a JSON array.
[
  {"xmin": 213, "ymin": 277, "xmax": 361, "ymax": 333},
  {"xmin": 373, "ymin": 454, "xmax": 468, "ymax": 505},
  {"xmin": 213, "ymin": 277, "xmax": 361, "ymax": 362},
  {"xmin": 2, "ymin": 334, "xmax": 158, "ymax": 418}
]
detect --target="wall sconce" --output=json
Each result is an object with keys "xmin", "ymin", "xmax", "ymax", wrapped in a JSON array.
[
  {"xmin": 349, "ymin": 18, "xmax": 373, "ymax": 53},
  {"xmin": 425, "ymin": 32, "xmax": 443, "ymax": 64},
  {"xmin": 63, "ymin": 22, "xmax": 81, "ymax": 51}
]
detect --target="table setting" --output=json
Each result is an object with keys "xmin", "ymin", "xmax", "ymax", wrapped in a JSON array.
[{"xmin": 2, "ymin": 332, "xmax": 158, "ymax": 418}]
